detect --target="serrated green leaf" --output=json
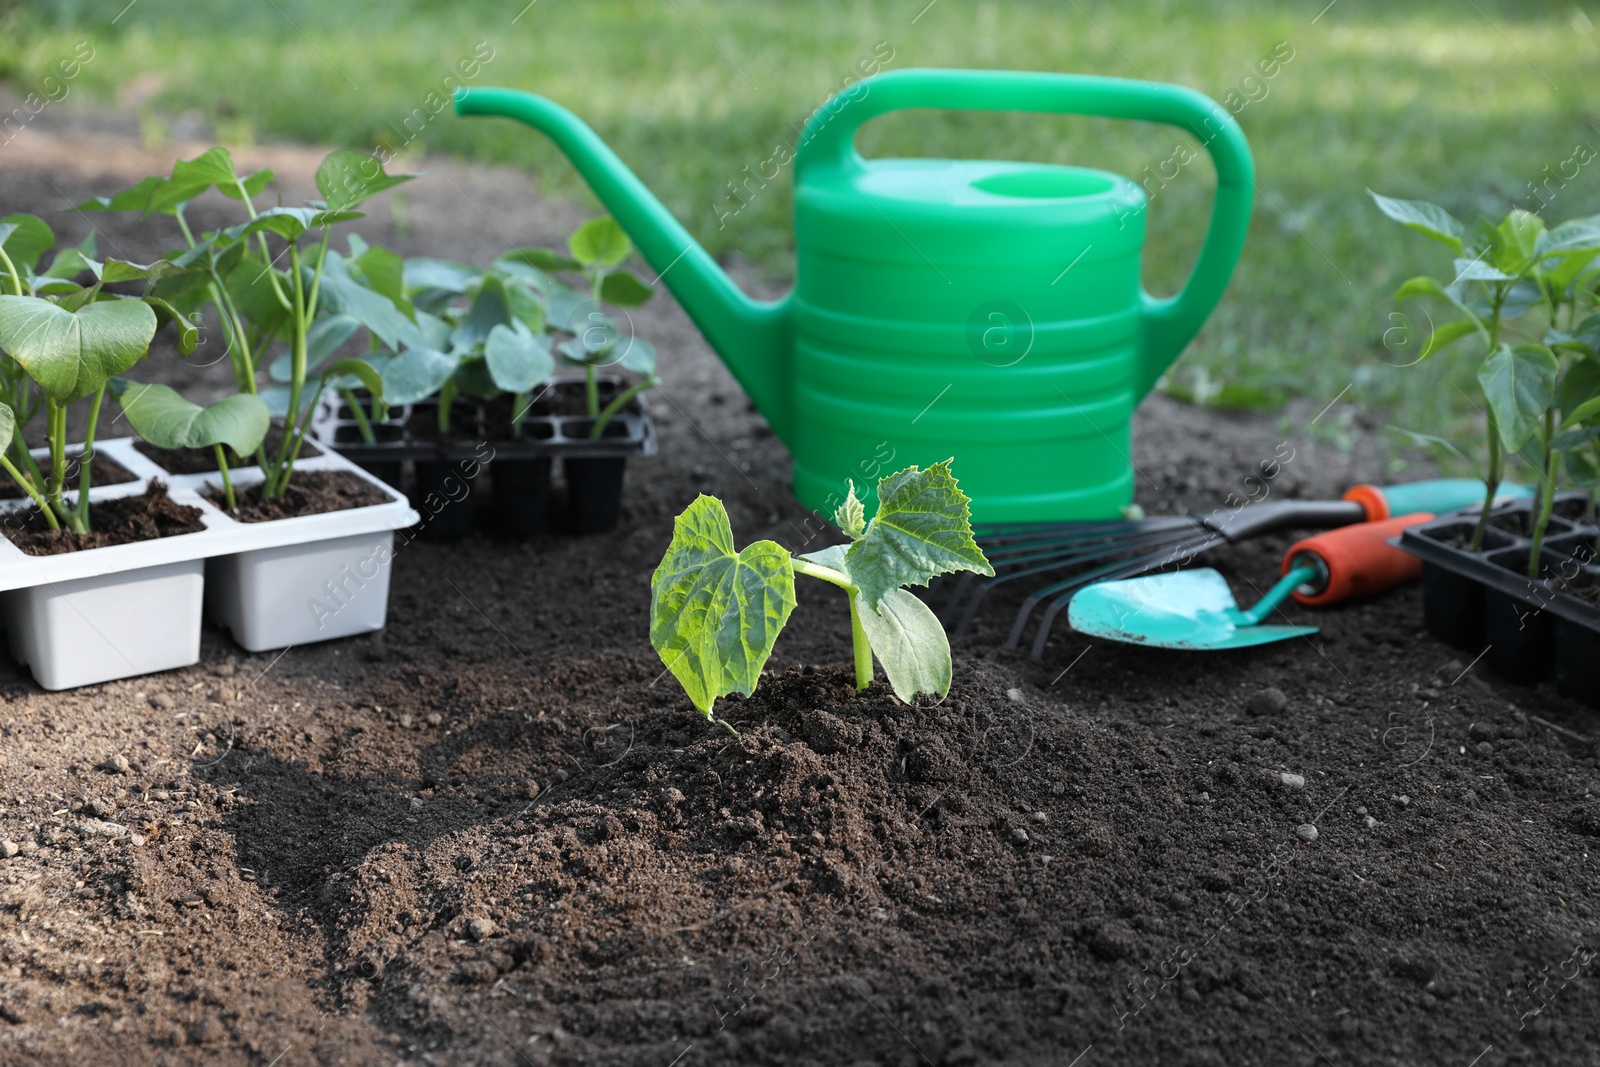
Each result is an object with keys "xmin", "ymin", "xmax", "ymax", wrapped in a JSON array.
[
  {"xmin": 600, "ymin": 269, "xmax": 654, "ymax": 306},
  {"xmin": 568, "ymin": 217, "xmax": 629, "ymax": 268},
  {"xmin": 845, "ymin": 459, "xmax": 993, "ymax": 610},
  {"xmin": 380, "ymin": 346, "xmax": 458, "ymax": 404},
  {"xmin": 833, "ymin": 481, "xmax": 866, "ymax": 538},
  {"xmin": 0, "ymin": 295, "xmax": 155, "ymax": 401},
  {"xmin": 798, "ymin": 543, "xmax": 851, "ymax": 573},
  {"xmin": 109, "ymin": 380, "xmax": 269, "ymax": 455},
  {"xmin": 649, "ymin": 495, "xmax": 797, "ymax": 718},
  {"xmin": 1368, "ymin": 192, "xmax": 1464, "ymax": 253},
  {"xmin": 315, "ymin": 150, "xmax": 419, "ymax": 212},
  {"xmin": 484, "ymin": 322, "xmax": 554, "ymax": 394},
  {"xmin": 1478, "ymin": 343, "xmax": 1557, "ymax": 451},
  {"xmin": 1, "ymin": 214, "xmax": 55, "ymax": 272},
  {"xmin": 854, "ymin": 588, "xmax": 952, "ymax": 703}
]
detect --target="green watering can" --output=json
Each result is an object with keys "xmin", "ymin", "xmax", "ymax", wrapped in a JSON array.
[{"xmin": 455, "ymin": 69, "xmax": 1255, "ymax": 523}]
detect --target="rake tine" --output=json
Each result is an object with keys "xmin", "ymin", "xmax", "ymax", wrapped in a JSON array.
[
  {"xmin": 1024, "ymin": 534, "xmax": 1225, "ymax": 658},
  {"xmin": 948, "ymin": 526, "xmax": 1196, "ymax": 632}
]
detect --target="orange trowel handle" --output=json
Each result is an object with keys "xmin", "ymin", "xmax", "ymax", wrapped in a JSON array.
[{"xmin": 1280, "ymin": 512, "xmax": 1433, "ymax": 607}]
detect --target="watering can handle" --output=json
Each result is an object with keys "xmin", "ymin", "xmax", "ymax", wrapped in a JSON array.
[{"xmin": 797, "ymin": 69, "xmax": 1255, "ymax": 399}]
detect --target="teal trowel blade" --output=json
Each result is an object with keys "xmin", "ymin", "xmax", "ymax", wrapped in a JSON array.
[{"xmin": 1068, "ymin": 568, "xmax": 1320, "ymax": 650}]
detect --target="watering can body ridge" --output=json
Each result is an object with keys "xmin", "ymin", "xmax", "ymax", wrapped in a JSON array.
[{"xmin": 456, "ymin": 69, "xmax": 1254, "ymax": 523}]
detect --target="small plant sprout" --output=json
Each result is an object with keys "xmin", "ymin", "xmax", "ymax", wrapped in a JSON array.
[
  {"xmin": 650, "ymin": 460, "xmax": 994, "ymax": 733},
  {"xmin": 509, "ymin": 217, "xmax": 657, "ymax": 436},
  {"xmin": 1371, "ymin": 193, "xmax": 1600, "ymax": 573}
]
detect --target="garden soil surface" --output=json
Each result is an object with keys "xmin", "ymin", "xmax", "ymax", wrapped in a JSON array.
[{"xmin": 2, "ymin": 98, "xmax": 1599, "ymax": 1067}]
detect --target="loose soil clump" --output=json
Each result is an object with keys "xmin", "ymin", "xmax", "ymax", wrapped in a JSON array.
[
  {"xmin": 208, "ymin": 470, "xmax": 389, "ymax": 522},
  {"xmin": 1, "ymin": 481, "xmax": 204, "ymax": 555}
]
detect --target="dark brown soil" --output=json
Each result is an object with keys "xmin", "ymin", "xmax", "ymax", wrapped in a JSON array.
[
  {"xmin": 135, "ymin": 428, "xmax": 321, "ymax": 474},
  {"xmin": 208, "ymin": 470, "xmax": 389, "ymax": 523},
  {"xmin": 2, "ymin": 116, "xmax": 1598, "ymax": 1067},
  {"xmin": 0, "ymin": 481, "xmax": 204, "ymax": 555},
  {"xmin": 0, "ymin": 451, "xmax": 136, "ymax": 499}
]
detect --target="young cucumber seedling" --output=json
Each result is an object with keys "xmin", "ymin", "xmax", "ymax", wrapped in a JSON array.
[{"xmin": 650, "ymin": 460, "xmax": 994, "ymax": 733}]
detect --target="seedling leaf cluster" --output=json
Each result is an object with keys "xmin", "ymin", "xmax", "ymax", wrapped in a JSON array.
[{"xmin": 650, "ymin": 461, "xmax": 993, "ymax": 730}]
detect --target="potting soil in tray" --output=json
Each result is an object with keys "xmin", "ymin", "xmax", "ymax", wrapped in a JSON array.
[
  {"xmin": 0, "ymin": 450, "xmax": 137, "ymax": 498},
  {"xmin": 0, "ymin": 481, "xmax": 204, "ymax": 555},
  {"xmin": 134, "ymin": 427, "xmax": 321, "ymax": 473},
  {"xmin": 204, "ymin": 470, "xmax": 391, "ymax": 523}
]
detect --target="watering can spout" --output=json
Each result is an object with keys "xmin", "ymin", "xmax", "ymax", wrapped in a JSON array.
[{"xmin": 454, "ymin": 87, "xmax": 795, "ymax": 441}]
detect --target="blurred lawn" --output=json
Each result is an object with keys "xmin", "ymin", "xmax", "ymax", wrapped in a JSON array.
[{"xmin": 4, "ymin": 0, "xmax": 1600, "ymax": 465}]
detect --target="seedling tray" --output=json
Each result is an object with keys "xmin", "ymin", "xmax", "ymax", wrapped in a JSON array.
[
  {"xmin": 1397, "ymin": 493, "xmax": 1599, "ymax": 707},
  {"xmin": 0, "ymin": 438, "xmax": 420, "ymax": 686},
  {"xmin": 308, "ymin": 376, "xmax": 658, "ymax": 463}
]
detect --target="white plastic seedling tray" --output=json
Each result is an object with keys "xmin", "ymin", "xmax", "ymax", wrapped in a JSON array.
[{"xmin": 0, "ymin": 438, "xmax": 420, "ymax": 688}]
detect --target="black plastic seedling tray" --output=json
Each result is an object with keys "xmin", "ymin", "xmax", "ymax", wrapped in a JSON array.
[
  {"xmin": 1398, "ymin": 493, "xmax": 1599, "ymax": 707},
  {"xmin": 308, "ymin": 375, "xmax": 657, "ymax": 538}
]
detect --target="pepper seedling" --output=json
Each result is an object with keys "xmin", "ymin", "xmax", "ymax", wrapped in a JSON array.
[
  {"xmin": 649, "ymin": 460, "xmax": 993, "ymax": 732},
  {"xmin": 504, "ymin": 217, "xmax": 657, "ymax": 437}
]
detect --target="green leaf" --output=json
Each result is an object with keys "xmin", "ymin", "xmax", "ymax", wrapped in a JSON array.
[
  {"xmin": 1452, "ymin": 257, "xmax": 1512, "ymax": 283},
  {"xmin": 1566, "ymin": 395, "xmax": 1600, "ymax": 428},
  {"xmin": 380, "ymin": 346, "xmax": 458, "ymax": 404},
  {"xmin": 1571, "ymin": 313, "xmax": 1600, "ymax": 358},
  {"xmin": 649, "ymin": 495, "xmax": 797, "ymax": 718},
  {"xmin": 568, "ymin": 217, "xmax": 630, "ymax": 268},
  {"xmin": 600, "ymin": 270, "xmax": 654, "ymax": 307},
  {"xmin": 845, "ymin": 459, "xmax": 994, "ymax": 610},
  {"xmin": 854, "ymin": 588, "xmax": 952, "ymax": 703},
  {"xmin": 1477, "ymin": 343, "xmax": 1558, "ymax": 452},
  {"xmin": 799, "ymin": 543, "xmax": 851, "ymax": 573},
  {"xmin": 41, "ymin": 246, "xmax": 102, "ymax": 281},
  {"xmin": 142, "ymin": 296, "xmax": 200, "ymax": 355},
  {"xmin": 1559, "ymin": 355, "xmax": 1600, "ymax": 423},
  {"xmin": 1420, "ymin": 318, "xmax": 1479, "ymax": 360},
  {"xmin": 833, "ymin": 481, "xmax": 866, "ymax": 538},
  {"xmin": 450, "ymin": 273, "xmax": 510, "ymax": 351},
  {"xmin": 1394, "ymin": 275, "xmax": 1448, "ymax": 301},
  {"xmin": 506, "ymin": 283, "xmax": 546, "ymax": 335},
  {"xmin": 143, "ymin": 147, "xmax": 242, "ymax": 216},
  {"xmin": 220, "ymin": 168, "xmax": 275, "ymax": 201},
  {"xmin": 315, "ymin": 265, "xmax": 422, "ymax": 351},
  {"xmin": 1492, "ymin": 209, "xmax": 1545, "ymax": 272},
  {"xmin": 224, "ymin": 252, "xmax": 290, "ymax": 341},
  {"xmin": 614, "ymin": 335, "xmax": 656, "ymax": 376},
  {"xmin": 109, "ymin": 380, "xmax": 270, "ymax": 455},
  {"xmin": 0, "ymin": 295, "xmax": 156, "ymax": 402},
  {"xmin": 1, "ymin": 214, "xmax": 55, "ymax": 272},
  {"xmin": 229, "ymin": 207, "xmax": 363, "ymax": 244},
  {"xmin": 74, "ymin": 176, "xmax": 164, "ymax": 214},
  {"xmin": 315, "ymin": 150, "xmax": 419, "ymax": 212},
  {"xmin": 403, "ymin": 257, "xmax": 481, "ymax": 295},
  {"xmin": 1552, "ymin": 425, "xmax": 1600, "ymax": 451},
  {"xmin": 484, "ymin": 323, "xmax": 554, "ymax": 394},
  {"xmin": 322, "ymin": 358, "xmax": 384, "ymax": 399},
  {"xmin": 1368, "ymin": 192, "xmax": 1464, "ymax": 253},
  {"xmin": 349, "ymin": 237, "xmax": 409, "ymax": 314},
  {"xmin": 501, "ymin": 247, "xmax": 580, "ymax": 273},
  {"xmin": 0, "ymin": 401, "xmax": 13, "ymax": 456}
]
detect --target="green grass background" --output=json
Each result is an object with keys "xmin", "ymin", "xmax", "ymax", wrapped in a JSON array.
[{"xmin": 4, "ymin": 0, "xmax": 1599, "ymax": 465}]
